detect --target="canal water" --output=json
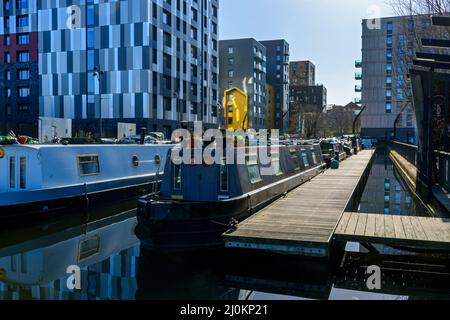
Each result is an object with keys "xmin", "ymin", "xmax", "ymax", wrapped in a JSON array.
[{"xmin": 0, "ymin": 149, "xmax": 447, "ymax": 300}]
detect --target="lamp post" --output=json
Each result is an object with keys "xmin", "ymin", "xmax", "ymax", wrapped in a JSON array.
[
  {"xmin": 217, "ymin": 101, "xmax": 223, "ymax": 129},
  {"xmin": 93, "ymin": 66, "xmax": 104, "ymax": 139},
  {"xmin": 173, "ymin": 91, "xmax": 181, "ymax": 126}
]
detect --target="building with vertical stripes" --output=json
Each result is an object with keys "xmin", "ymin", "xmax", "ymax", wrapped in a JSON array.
[
  {"xmin": 0, "ymin": 0, "xmax": 219, "ymax": 139},
  {"xmin": 360, "ymin": 16, "xmax": 421, "ymax": 143}
]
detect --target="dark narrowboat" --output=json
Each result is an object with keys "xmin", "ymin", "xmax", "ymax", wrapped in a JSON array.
[
  {"xmin": 135, "ymin": 142, "xmax": 326, "ymax": 252},
  {"xmin": 320, "ymin": 138, "xmax": 347, "ymax": 166}
]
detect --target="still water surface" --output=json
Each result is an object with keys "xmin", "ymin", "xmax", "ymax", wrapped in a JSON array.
[{"xmin": 0, "ymin": 150, "xmax": 448, "ymax": 300}]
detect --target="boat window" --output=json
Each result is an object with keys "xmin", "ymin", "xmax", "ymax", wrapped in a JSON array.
[
  {"xmin": 301, "ymin": 151, "xmax": 310, "ymax": 167},
  {"xmin": 78, "ymin": 155, "xmax": 100, "ymax": 176},
  {"xmin": 132, "ymin": 155, "xmax": 140, "ymax": 167},
  {"xmin": 271, "ymin": 152, "xmax": 283, "ymax": 176},
  {"xmin": 78, "ymin": 236, "xmax": 100, "ymax": 262},
  {"xmin": 220, "ymin": 158, "xmax": 229, "ymax": 192},
  {"xmin": 20, "ymin": 157, "xmax": 26, "ymax": 189},
  {"xmin": 9, "ymin": 157, "xmax": 15, "ymax": 188},
  {"xmin": 246, "ymin": 153, "xmax": 262, "ymax": 184},
  {"xmin": 311, "ymin": 150, "xmax": 318, "ymax": 165},
  {"xmin": 173, "ymin": 164, "xmax": 182, "ymax": 191},
  {"xmin": 290, "ymin": 149, "xmax": 300, "ymax": 170}
]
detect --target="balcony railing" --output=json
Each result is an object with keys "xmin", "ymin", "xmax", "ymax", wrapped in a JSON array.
[
  {"xmin": 354, "ymin": 97, "xmax": 362, "ymax": 104},
  {"xmin": 355, "ymin": 72, "xmax": 362, "ymax": 80},
  {"xmin": 355, "ymin": 85, "xmax": 362, "ymax": 92},
  {"xmin": 355, "ymin": 60, "xmax": 362, "ymax": 68}
]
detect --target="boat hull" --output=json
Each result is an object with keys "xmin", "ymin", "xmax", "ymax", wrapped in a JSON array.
[
  {"xmin": 136, "ymin": 164, "xmax": 324, "ymax": 252},
  {"xmin": 0, "ymin": 180, "xmax": 159, "ymax": 221}
]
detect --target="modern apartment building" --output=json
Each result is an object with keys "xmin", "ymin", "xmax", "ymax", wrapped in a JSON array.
[
  {"xmin": 0, "ymin": 0, "xmax": 39, "ymax": 136},
  {"xmin": 260, "ymin": 39, "xmax": 290, "ymax": 132},
  {"xmin": 290, "ymin": 60, "xmax": 315, "ymax": 86},
  {"xmin": 219, "ymin": 38, "xmax": 267, "ymax": 130},
  {"xmin": 289, "ymin": 84, "xmax": 327, "ymax": 134},
  {"xmin": 360, "ymin": 15, "xmax": 423, "ymax": 143},
  {"xmin": 290, "ymin": 84, "xmax": 327, "ymax": 109},
  {"xmin": 0, "ymin": 0, "xmax": 219, "ymax": 138}
]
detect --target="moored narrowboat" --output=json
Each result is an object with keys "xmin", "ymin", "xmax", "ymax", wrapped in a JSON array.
[
  {"xmin": 136, "ymin": 142, "xmax": 326, "ymax": 251},
  {"xmin": 0, "ymin": 144, "xmax": 172, "ymax": 218}
]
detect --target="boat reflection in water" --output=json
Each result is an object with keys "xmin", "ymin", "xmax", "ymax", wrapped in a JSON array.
[
  {"xmin": 1, "ymin": 205, "xmax": 449, "ymax": 300},
  {"xmin": 0, "ymin": 208, "xmax": 141, "ymax": 300}
]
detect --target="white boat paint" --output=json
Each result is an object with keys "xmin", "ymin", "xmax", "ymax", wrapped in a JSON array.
[{"xmin": 0, "ymin": 144, "xmax": 173, "ymax": 206}]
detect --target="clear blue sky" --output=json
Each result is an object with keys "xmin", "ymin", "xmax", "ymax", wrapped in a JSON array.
[{"xmin": 219, "ymin": 0, "xmax": 395, "ymax": 105}]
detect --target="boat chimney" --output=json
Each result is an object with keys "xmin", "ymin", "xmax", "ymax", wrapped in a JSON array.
[{"xmin": 140, "ymin": 127, "xmax": 148, "ymax": 145}]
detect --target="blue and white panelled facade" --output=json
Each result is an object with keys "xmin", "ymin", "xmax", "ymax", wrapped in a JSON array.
[{"xmin": 2, "ymin": 0, "xmax": 219, "ymax": 138}]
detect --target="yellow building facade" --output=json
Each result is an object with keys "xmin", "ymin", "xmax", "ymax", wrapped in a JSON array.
[{"xmin": 224, "ymin": 87, "xmax": 249, "ymax": 131}]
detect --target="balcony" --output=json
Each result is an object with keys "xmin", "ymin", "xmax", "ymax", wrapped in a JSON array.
[
  {"xmin": 254, "ymin": 63, "xmax": 263, "ymax": 72},
  {"xmin": 355, "ymin": 72, "xmax": 362, "ymax": 80},
  {"xmin": 355, "ymin": 60, "xmax": 362, "ymax": 68},
  {"xmin": 355, "ymin": 85, "xmax": 362, "ymax": 92},
  {"xmin": 254, "ymin": 51, "xmax": 263, "ymax": 61},
  {"xmin": 355, "ymin": 97, "xmax": 362, "ymax": 105}
]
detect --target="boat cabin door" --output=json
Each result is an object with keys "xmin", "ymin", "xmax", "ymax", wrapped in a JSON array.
[{"xmin": 6, "ymin": 150, "xmax": 28, "ymax": 191}]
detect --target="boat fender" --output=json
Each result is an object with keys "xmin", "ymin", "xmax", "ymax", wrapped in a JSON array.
[{"xmin": 229, "ymin": 218, "xmax": 239, "ymax": 230}]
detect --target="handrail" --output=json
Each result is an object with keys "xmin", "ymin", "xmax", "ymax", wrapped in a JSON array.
[
  {"xmin": 390, "ymin": 140, "xmax": 418, "ymax": 167},
  {"xmin": 391, "ymin": 140, "xmax": 418, "ymax": 149}
]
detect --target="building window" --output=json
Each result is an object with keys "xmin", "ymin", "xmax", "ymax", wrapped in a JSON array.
[
  {"xmin": 228, "ymin": 70, "xmax": 233, "ymax": 78},
  {"xmin": 385, "ymin": 102, "xmax": 392, "ymax": 113},
  {"xmin": 387, "ymin": 22, "xmax": 393, "ymax": 33},
  {"xmin": 17, "ymin": 34, "xmax": 29, "ymax": 45},
  {"xmin": 5, "ymin": 35, "xmax": 10, "ymax": 46},
  {"xmin": 386, "ymin": 35, "xmax": 393, "ymax": 46},
  {"xmin": 4, "ymin": 52, "xmax": 11, "ymax": 63},
  {"xmin": 18, "ymin": 69, "xmax": 29, "ymax": 80},
  {"xmin": 18, "ymin": 51, "xmax": 29, "ymax": 62},
  {"xmin": 228, "ymin": 47, "xmax": 233, "ymax": 54},
  {"xmin": 386, "ymin": 63, "xmax": 392, "ymax": 72},
  {"xmin": 77, "ymin": 155, "xmax": 100, "ymax": 176},
  {"xmin": 18, "ymin": 87, "xmax": 30, "ymax": 97},
  {"xmin": 386, "ymin": 49, "xmax": 392, "ymax": 60},
  {"xmin": 386, "ymin": 76, "xmax": 392, "ymax": 85},
  {"xmin": 5, "ymin": 70, "xmax": 11, "ymax": 80},
  {"xmin": 18, "ymin": 104, "xmax": 30, "ymax": 113},
  {"xmin": 16, "ymin": 0, "xmax": 28, "ymax": 10},
  {"xmin": 17, "ymin": 15, "xmax": 29, "ymax": 27}
]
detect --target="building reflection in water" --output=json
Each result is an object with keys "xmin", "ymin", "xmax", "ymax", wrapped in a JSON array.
[{"xmin": 358, "ymin": 148, "xmax": 428, "ymax": 217}]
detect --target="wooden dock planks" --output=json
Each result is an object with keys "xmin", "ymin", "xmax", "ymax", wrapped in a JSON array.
[
  {"xmin": 223, "ymin": 150, "xmax": 375, "ymax": 257},
  {"xmin": 335, "ymin": 212, "xmax": 450, "ymax": 250}
]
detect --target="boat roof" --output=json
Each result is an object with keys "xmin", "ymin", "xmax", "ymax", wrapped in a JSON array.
[{"xmin": 0, "ymin": 144, "xmax": 175, "ymax": 150}]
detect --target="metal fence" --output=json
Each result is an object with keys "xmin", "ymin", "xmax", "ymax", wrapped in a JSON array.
[{"xmin": 437, "ymin": 151, "xmax": 450, "ymax": 193}]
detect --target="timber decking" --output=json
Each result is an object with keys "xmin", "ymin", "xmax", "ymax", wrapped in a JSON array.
[
  {"xmin": 334, "ymin": 212, "xmax": 450, "ymax": 250},
  {"xmin": 223, "ymin": 150, "xmax": 375, "ymax": 257}
]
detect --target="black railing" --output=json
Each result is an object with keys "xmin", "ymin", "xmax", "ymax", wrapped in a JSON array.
[
  {"xmin": 390, "ymin": 141, "xmax": 418, "ymax": 166},
  {"xmin": 437, "ymin": 151, "xmax": 450, "ymax": 192}
]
